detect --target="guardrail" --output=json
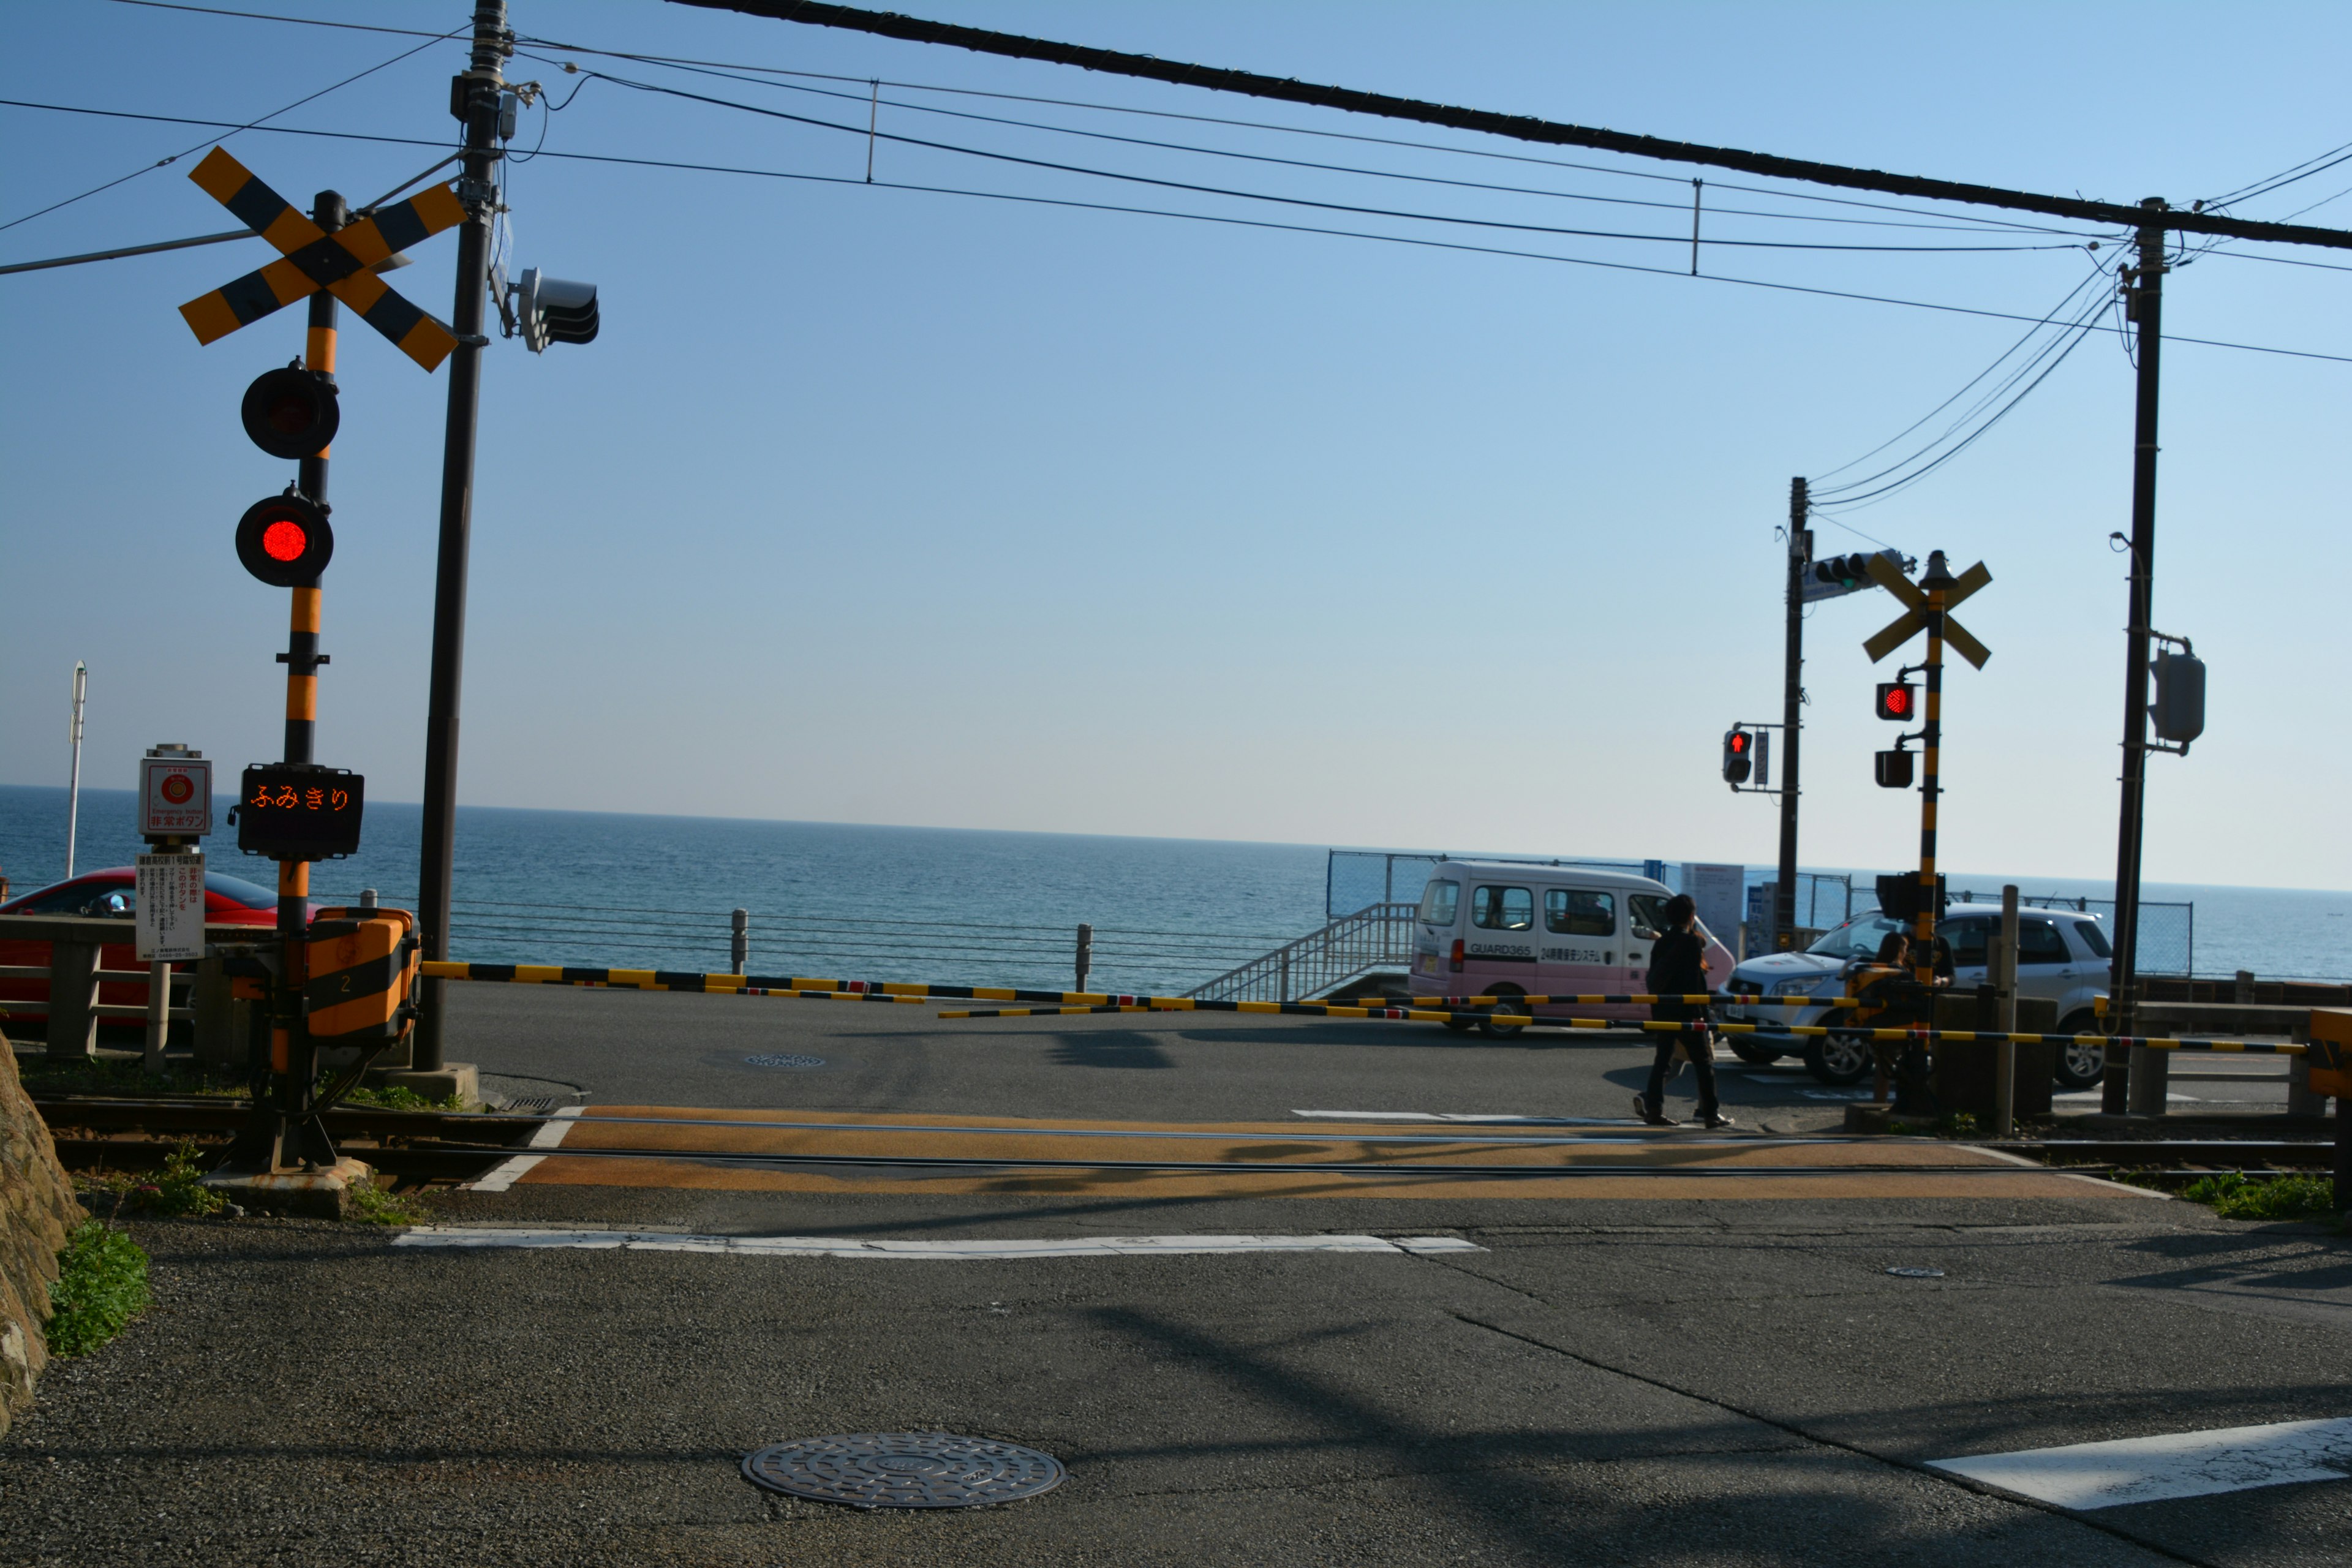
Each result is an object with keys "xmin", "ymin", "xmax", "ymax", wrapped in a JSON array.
[
  {"xmin": 1186, "ymin": 902, "xmax": 1417, "ymax": 1003},
  {"xmin": 0, "ymin": 914, "xmax": 261, "ymax": 1069}
]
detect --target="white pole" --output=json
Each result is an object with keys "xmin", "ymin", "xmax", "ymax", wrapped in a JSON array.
[{"xmin": 65, "ymin": 661, "xmax": 88, "ymax": 878}]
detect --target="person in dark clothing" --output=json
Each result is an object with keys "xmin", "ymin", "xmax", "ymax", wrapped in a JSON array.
[{"xmin": 1635, "ymin": 893, "xmax": 1730, "ymax": 1128}]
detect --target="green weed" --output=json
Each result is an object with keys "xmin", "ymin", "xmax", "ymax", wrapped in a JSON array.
[
  {"xmin": 18, "ymin": 1056, "xmax": 244, "ymax": 1098},
  {"xmin": 2180, "ymin": 1172, "xmax": 2344, "ymax": 1224},
  {"xmin": 1932, "ymin": 1111, "xmax": 1981, "ymax": 1139},
  {"xmin": 345, "ymin": 1177, "xmax": 432, "ymax": 1226},
  {"xmin": 47, "ymin": 1220, "xmax": 152, "ymax": 1357},
  {"xmin": 334, "ymin": 1084, "xmax": 464, "ymax": 1112}
]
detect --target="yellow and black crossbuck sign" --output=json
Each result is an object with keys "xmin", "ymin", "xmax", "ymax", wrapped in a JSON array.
[
  {"xmin": 177, "ymin": 148, "xmax": 464, "ymax": 371},
  {"xmin": 1864, "ymin": 554, "xmax": 1993, "ymax": 668}
]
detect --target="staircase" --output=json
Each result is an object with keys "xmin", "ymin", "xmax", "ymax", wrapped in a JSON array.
[{"xmin": 1186, "ymin": 903, "xmax": 1419, "ymax": 1003}]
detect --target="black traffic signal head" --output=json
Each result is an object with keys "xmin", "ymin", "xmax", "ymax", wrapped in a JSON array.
[
  {"xmin": 235, "ymin": 494, "xmax": 334, "ymax": 587},
  {"xmin": 1875, "ymin": 681, "xmax": 1916, "ymax": 722},
  {"xmin": 517, "ymin": 268, "xmax": 598, "ymax": 352},
  {"xmin": 1874, "ymin": 748, "xmax": 1914, "ymax": 789},
  {"xmin": 1722, "ymin": 728, "xmax": 1753, "ymax": 786},
  {"xmin": 241, "ymin": 364, "xmax": 339, "ymax": 461},
  {"xmin": 1812, "ymin": 552, "xmax": 1872, "ymax": 590}
]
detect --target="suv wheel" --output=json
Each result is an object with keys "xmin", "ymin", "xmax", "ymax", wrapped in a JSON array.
[
  {"xmin": 1727, "ymin": 1037, "xmax": 1779, "ymax": 1066},
  {"xmin": 2053, "ymin": 1012, "xmax": 2105, "ymax": 1090},
  {"xmin": 1804, "ymin": 1034, "xmax": 1871, "ymax": 1085}
]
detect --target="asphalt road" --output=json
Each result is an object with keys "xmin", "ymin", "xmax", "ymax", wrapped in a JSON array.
[{"xmin": 6, "ymin": 986, "xmax": 2342, "ymax": 1566}]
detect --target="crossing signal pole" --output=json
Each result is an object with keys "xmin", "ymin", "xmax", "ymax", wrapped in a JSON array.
[
  {"xmin": 1775, "ymin": 478, "xmax": 1805, "ymax": 951},
  {"xmin": 415, "ymin": 0, "xmax": 511, "ymax": 1074}
]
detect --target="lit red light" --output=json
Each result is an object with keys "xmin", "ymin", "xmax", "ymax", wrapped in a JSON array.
[
  {"xmin": 262, "ymin": 518, "xmax": 309, "ymax": 561},
  {"xmin": 1887, "ymin": 689, "xmax": 1910, "ymax": 715},
  {"xmin": 1729, "ymin": 733, "xmax": 1749, "ymax": 752}
]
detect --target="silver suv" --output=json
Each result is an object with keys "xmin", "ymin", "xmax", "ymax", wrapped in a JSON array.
[{"xmin": 1721, "ymin": 907, "xmax": 2112, "ymax": 1087}]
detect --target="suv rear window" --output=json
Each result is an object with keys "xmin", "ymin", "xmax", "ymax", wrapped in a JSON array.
[
  {"xmin": 2019, "ymin": 919, "xmax": 2071, "ymax": 964},
  {"xmin": 1472, "ymin": 886, "xmax": 1534, "ymax": 931},
  {"xmin": 1417, "ymin": 880, "xmax": 1460, "ymax": 927},
  {"xmin": 2073, "ymin": 920, "xmax": 2112, "ymax": 958}
]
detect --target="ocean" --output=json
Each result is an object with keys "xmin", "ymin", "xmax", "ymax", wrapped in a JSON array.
[{"xmin": 4, "ymin": 783, "xmax": 2347, "ymax": 991}]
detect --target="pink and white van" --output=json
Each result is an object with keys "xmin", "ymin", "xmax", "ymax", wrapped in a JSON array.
[{"xmin": 1407, "ymin": 861, "xmax": 1738, "ymax": 1036}]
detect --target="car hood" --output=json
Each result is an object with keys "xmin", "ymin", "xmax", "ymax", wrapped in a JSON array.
[{"xmin": 1732, "ymin": 952, "xmax": 1844, "ymax": 984}]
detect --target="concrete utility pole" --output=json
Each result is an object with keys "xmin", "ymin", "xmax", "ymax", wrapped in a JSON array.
[
  {"xmin": 2103, "ymin": 208, "xmax": 2168, "ymax": 1117},
  {"xmin": 415, "ymin": 0, "xmax": 510, "ymax": 1072},
  {"xmin": 1774, "ymin": 479, "xmax": 1806, "ymax": 949}
]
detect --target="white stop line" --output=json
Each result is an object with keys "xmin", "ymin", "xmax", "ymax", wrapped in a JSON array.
[
  {"xmin": 393, "ymin": 1228, "xmax": 1485, "ymax": 1259},
  {"xmin": 1929, "ymin": 1417, "xmax": 2352, "ymax": 1509}
]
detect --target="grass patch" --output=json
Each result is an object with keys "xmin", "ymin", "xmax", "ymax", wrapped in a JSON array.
[
  {"xmin": 334, "ymin": 1084, "xmax": 466, "ymax": 1112},
  {"xmin": 345, "ymin": 1176, "xmax": 433, "ymax": 1226},
  {"xmin": 1931, "ymin": 1111, "xmax": 1981, "ymax": 1140},
  {"xmin": 47, "ymin": 1220, "xmax": 152, "ymax": 1357},
  {"xmin": 105, "ymin": 1140, "xmax": 228, "ymax": 1218},
  {"xmin": 2180, "ymin": 1172, "xmax": 2344, "ymax": 1224},
  {"xmin": 17, "ymin": 1054, "xmax": 246, "ymax": 1098}
]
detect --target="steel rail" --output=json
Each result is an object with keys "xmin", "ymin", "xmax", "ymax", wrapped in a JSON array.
[{"xmin": 673, "ymin": 0, "xmax": 2352, "ymax": 249}]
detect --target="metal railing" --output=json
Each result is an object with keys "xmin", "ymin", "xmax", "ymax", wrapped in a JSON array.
[{"xmin": 1187, "ymin": 902, "xmax": 1419, "ymax": 1003}]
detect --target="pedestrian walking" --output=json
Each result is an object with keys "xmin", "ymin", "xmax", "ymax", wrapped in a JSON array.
[{"xmin": 1634, "ymin": 893, "xmax": 1730, "ymax": 1128}]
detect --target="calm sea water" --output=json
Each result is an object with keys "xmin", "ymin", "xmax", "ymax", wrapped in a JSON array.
[{"xmin": 4, "ymin": 784, "xmax": 2346, "ymax": 988}]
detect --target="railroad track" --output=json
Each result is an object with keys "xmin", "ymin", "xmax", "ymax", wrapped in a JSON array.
[{"xmin": 32, "ymin": 1096, "xmax": 2339, "ymax": 1185}]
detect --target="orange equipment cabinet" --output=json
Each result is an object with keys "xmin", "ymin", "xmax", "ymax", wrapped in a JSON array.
[
  {"xmin": 303, "ymin": 907, "xmax": 421, "ymax": 1042},
  {"xmin": 2308, "ymin": 1008, "xmax": 2352, "ymax": 1099}
]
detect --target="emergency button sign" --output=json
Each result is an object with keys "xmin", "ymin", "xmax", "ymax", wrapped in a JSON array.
[{"xmin": 140, "ymin": 750, "xmax": 213, "ymax": 838}]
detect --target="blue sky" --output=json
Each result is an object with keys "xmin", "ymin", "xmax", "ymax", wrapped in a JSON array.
[{"xmin": 3, "ymin": 1, "xmax": 2346, "ymax": 889}]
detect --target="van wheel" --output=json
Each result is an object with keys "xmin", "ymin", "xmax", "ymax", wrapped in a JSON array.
[
  {"xmin": 1804, "ymin": 1035, "xmax": 1871, "ymax": 1085},
  {"xmin": 1728, "ymin": 1038, "xmax": 1779, "ymax": 1066},
  {"xmin": 1479, "ymin": 988, "xmax": 1531, "ymax": 1039},
  {"xmin": 2052, "ymin": 1014, "xmax": 2105, "ymax": 1090}
]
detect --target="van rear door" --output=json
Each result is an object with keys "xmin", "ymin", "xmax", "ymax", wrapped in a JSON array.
[{"xmin": 1411, "ymin": 876, "xmax": 1461, "ymax": 987}]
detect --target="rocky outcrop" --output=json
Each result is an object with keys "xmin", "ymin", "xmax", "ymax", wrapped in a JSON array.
[{"xmin": 1, "ymin": 1028, "xmax": 87, "ymax": 1441}]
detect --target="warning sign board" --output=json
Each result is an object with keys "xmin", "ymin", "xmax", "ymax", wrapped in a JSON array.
[
  {"xmin": 135, "ymin": 851, "xmax": 208, "ymax": 963},
  {"xmin": 140, "ymin": 753, "xmax": 213, "ymax": 839}
]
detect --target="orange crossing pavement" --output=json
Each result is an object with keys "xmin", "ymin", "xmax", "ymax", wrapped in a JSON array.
[{"xmin": 486, "ymin": 1106, "xmax": 2160, "ymax": 1201}]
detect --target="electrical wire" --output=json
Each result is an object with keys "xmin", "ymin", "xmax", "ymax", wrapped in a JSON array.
[
  {"xmin": 564, "ymin": 66, "xmax": 2090, "ymax": 257},
  {"xmin": 511, "ymin": 45, "xmax": 2117, "ymax": 244},
  {"xmin": 5, "ymin": 99, "xmax": 2346, "ymax": 364},
  {"xmin": 0, "ymin": 23, "xmax": 462, "ymax": 234},
  {"xmin": 91, "ymin": 0, "xmax": 2125, "ymax": 239},
  {"xmin": 2203, "ymin": 136, "xmax": 2352, "ymax": 212}
]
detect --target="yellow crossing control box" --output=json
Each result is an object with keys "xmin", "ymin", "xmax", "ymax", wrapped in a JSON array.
[
  {"xmin": 2307, "ymin": 1008, "xmax": 2352, "ymax": 1099},
  {"xmin": 304, "ymin": 907, "xmax": 421, "ymax": 1042}
]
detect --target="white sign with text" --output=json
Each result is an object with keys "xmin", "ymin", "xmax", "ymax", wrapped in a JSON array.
[{"xmin": 135, "ymin": 851, "xmax": 207, "ymax": 962}]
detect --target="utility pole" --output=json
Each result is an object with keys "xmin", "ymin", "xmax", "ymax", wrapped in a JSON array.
[
  {"xmin": 414, "ymin": 0, "xmax": 508, "ymax": 1072},
  {"xmin": 1775, "ymin": 478, "xmax": 1806, "ymax": 949},
  {"xmin": 2103, "ymin": 205, "xmax": 2167, "ymax": 1116}
]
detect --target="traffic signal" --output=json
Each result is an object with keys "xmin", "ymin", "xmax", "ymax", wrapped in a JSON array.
[
  {"xmin": 240, "ymin": 364, "xmax": 339, "ymax": 460},
  {"xmin": 1811, "ymin": 552, "xmax": 1875, "ymax": 590},
  {"xmin": 2150, "ymin": 647, "xmax": 2206, "ymax": 747},
  {"xmin": 516, "ymin": 269, "xmax": 599, "ymax": 352},
  {"xmin": 235, "ymin": 494, "xmax": 333, "ymax": 587},
  {"xmin": 1874, "ymin": 748, "xmax": 1913, "ymax": 788},
  {"xmin": 1875, "ymin": 681, "xmax": 1916, "ymax": 721},
  {"xmin": 1722, "ymin": 728, "xmax": 1753, "ymax": 786}
]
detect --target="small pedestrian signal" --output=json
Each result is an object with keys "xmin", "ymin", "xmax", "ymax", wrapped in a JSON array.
[{"xmin": 1721, "ymin": 728, "xmax": 1753, "ymax": 788}]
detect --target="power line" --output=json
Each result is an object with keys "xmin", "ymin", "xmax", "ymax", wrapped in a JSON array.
[
  {"xmin": 0, "ymin": 23, "xmax": 461, "ymax": 234},
  {"xmin": 2204, "ymin": 136, "xmax": 2352, "ymax": 211},
  {"xmin": 512, "ymin": 44, "xmax": 2114, "ymax": 243},
  {"xmin": 4, "ymin": 99, "xmax": 2346, "ymax": 366},
  {"xmin": 573, "ymin": 66, "xmax": 2090, "ymax": 257},
  {"xmin": 102, "ymin": 0, "xmax": 450, "ymax": 38}
]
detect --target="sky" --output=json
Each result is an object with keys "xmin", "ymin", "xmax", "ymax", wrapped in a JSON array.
[{"xmin": 2, "ymin": 1, "xmax": 2347, "ymax": 891}]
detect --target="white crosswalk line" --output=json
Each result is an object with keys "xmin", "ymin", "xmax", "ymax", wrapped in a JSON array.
[
  {"xmin": 467, "ymin": 1106, "xmax": 582, "ymax": 1193},
  {"xmin": 1928, "ymin": 1417, "xmax": 2352, "ymax": 1509}
]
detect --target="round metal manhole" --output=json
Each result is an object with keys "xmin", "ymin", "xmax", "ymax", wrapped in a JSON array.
[
  {"xmin": 743, "ymin": 1053, "xmax": 826, "ymax": 1069},
  {"xmin": 1887, "ymin": 1265, "xmax": 1946, "ymax": 1278},
  {"xmin": 742, "ymin": 1431, "xmax": 1065, "ymax": 1509}
]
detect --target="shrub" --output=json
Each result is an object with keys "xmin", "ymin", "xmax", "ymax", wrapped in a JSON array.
[
  {"xmin": 2180, "ymin": 1172, "xmax": 2343, "ymax": 1223},
  {"xmin": 47, "ymin": 1221, "xmax": 153, "ymax": 1357}
]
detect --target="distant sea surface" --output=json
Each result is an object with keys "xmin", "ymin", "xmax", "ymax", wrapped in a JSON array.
[{"xmin": 4, "ymin": 785, "xmax": 2346, "ymax": 990}]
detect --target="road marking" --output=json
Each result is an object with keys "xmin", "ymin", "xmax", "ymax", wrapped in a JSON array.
[
  {"xmin": 469, "ymin": 1106, "xmax": 582, "ymax": 1192},
  {"xmin": 2054, "ymin": 1090, "xmax": 2200, "ymax": 1104},
  {"xmin": 1928, "ymin": 1417, "xmax": 2352, "ymax": 1509},
  {"xmin": 1291, "ymin": 1110, "xmax": 1632, "ymax": 1125},
  {"xmin": 394, "ymin": 1228, "xmax": 1485, "ymax": 1259}
]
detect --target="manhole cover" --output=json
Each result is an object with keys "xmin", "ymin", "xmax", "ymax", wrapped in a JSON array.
[
  {"xmin": 742, "ymin": 1431, "xmax": 1065, "ymax": 1509},
  {"xmin": 1887, "ymin": 1265, "xmax": 1946, "ymax": 1278},
  {"xmin": 743, "ymin": 1053, "xmax": 826, "ymax": 1069}
]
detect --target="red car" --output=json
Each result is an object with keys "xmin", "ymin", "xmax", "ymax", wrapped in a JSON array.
[{"xmin": 0, "ymin": 867, "xmax": 303, "ymax": 1039}]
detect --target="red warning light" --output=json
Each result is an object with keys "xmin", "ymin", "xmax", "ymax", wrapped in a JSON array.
[
  {"xmin": 1729, "ymin": 733, "xmax": 1749, "ymax": 753},
  {"xmin": 1875, "ymin": 682, "xmax": 1916, "ymax": 722},
  {"xmin": 262, "ymin": 518, "xmax": 309, "ymax": 562},
  {"xmin": 235, "ymin": 494, "xmax": 333, "ymax": 588}
]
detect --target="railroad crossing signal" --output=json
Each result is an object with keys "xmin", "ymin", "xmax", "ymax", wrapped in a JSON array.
[
  {"xmin": 176, "ymin": 148, "xmax": 464, "ymax": 371},
  {"xmin": 235, "ymin": 494, "xmax": 333, "ymax": 587},
  {"xmin": 1862, "ymin": 553, "xmax": 1993, "ymax": 668},
  {"xmin": 1875, "ymin": 681, "xmax": 1915, "ymax": 721},
  {"xmin": 240, "ymin": 363, "xmax": 339, "ymax": 459}
]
